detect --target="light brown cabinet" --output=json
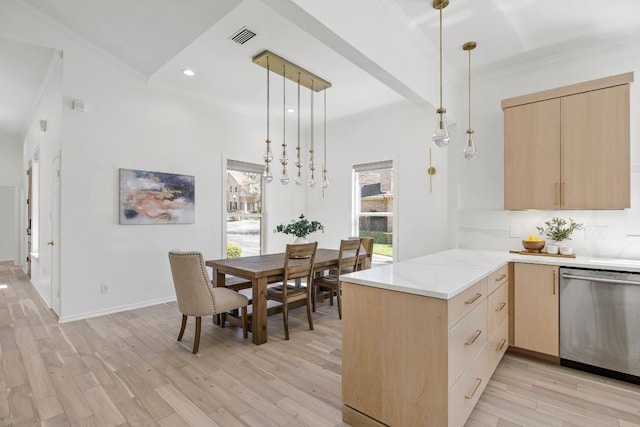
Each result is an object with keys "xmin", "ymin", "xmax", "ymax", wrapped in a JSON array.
[
  {"xmin": 342, "ymin": 270, "xmax": 509, "ymax": 427},
  {"xmin": 513, "ymin": 263, "xmax": 559, "ymax": 357},
  {"xmin": 503, "ymin": 73, "xmax": 632, "ymax": 210}
]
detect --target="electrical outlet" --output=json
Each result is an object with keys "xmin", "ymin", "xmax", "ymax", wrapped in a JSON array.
[
  {"xmin": 510, "ymin": 225, "xmax": 521, "ymax": 238},
  {"xmin": 101, "ymin": 284, "xmax": 109, "ymax": 294}
]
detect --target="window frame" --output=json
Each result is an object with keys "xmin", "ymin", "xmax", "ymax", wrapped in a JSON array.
[
  {"xmin": 352, "ymin": 159, "xmax": 396, "ymax": 263},
  {"xmin": 223, "ymin": 158, "xmax": 265, "ymax": 258}
]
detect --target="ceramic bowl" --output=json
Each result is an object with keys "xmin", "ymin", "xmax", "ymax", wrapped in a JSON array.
[{"xmin": 522, "ymin": 240, "xmax": 545, "ymax": 253}]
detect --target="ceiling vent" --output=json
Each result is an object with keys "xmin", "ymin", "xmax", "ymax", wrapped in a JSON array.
[{"xmin": 230, "ymin": 27, "xmax": 257, "ymax": 45}]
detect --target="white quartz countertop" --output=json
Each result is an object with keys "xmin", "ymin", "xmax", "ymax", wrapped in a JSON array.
[{"xmin": 340, "ymin": 249, "xmax": 640, "ymax": 300}]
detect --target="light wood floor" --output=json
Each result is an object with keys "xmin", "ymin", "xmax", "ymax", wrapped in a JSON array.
[{"xmin": 1, "ymin": 264, "xmax": 640, "ymax": 426}]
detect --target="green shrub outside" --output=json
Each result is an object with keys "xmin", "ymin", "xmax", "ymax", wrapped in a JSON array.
[
  {"xmin": 360, "ymin": 230, "xmax": 392, "ymax": 245},
  {"xmin": 227, "ymin": 242, "xmax": 242, "ymax": 259}
]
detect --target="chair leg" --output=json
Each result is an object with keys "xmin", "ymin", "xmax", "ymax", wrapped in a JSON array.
[
  {"xmin": 337, "ymin": 284, "xmax": 342, "ymax": 320},
  {"xmin": 220, "ymin": 312, "xmax": 226, "ymax": 327},
  {"xmin": 241, "ymin": 306, "xmax": 248, "ymax": 339},
  {"xmin": 306, "ymin": 293, "xmax": 314, "ymax": 331},
  {"xmin": 282, "ymin": 302, "xmax": 290, "ymax": 340},
  {"xmin": 193, "ymin": 316, "xmax": 202, "ymax": 354},
  {"xmin": 178, "ymin": 314, "xmax": 187, "ymax": 341},
  {"xmin": 312, "ymin": 284, "xmax": 317, "ymax": 312}
]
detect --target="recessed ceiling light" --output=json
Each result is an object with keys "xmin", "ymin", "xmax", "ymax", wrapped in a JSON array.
[
  {"xmin": 182, "ymin": 69, "xmax": 195, "ymax": 77},
  {"xmin": 287, "ymin": 108, "xmax": 295, "ymax": 113}
]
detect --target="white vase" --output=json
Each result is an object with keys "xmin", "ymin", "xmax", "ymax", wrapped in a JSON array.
[{"xmin": 294, "ymin": 236, "xmax": 309, "ymax": 244}]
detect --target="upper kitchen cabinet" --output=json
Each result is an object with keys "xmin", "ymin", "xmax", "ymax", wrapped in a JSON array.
[{"xmin": 502, "ymin": 72, "xmax": 633, "ymax": 210}]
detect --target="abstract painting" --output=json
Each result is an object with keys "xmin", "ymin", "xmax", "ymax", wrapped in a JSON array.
[{"xmin": 119, "ymin": 169, "xmax": 195, "ymax": 224}]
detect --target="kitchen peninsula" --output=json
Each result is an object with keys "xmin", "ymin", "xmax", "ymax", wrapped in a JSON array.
[{"xmin": 340, "ymin": 249, "xmax": 640, "ymax": 427}]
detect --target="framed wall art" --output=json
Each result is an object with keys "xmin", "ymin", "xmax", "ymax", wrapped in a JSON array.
[{"xmin": 119, "ymin": 169, "xmax": 195, "ymax": 224}]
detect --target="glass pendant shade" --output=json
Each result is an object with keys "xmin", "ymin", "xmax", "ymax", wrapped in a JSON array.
[
  {"xmin": 263, "ymin": 145, "xmax": 273, "ymax": 161},
  {"xmin": 263, "ymin": 168, "xmax": 273, "ymax": 183},
  {"xmin": 321, "ymin": 168, "xmax": 329, "ymax": 189},
  {"xmin": 433, "ymin": 110, "xmax": 450, "ymax": 147},
  {"xmin": 308, "ymin": 177, "xmax": 317, "ymax": 188},
  {"xmin": 294, "ymin": 175, "xmax": 304, "ymax": 186},
  {"xmin": 279, "ymin": 173, "xmax": 289, "ymax": 184},
  {"xmin": 432, "ymin": 0, "xmax": 450, "ymax": 148},
  {"xmin": 463, "ymin": 132, "xmax": 477, "ymax": 161}
]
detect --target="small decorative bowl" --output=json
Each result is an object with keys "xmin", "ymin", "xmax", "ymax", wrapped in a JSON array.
[{"xmin": 522, "ymin": 240, "xmax": 545, "ymax": 253}]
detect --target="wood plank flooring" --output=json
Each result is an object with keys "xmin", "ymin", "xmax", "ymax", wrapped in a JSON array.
[{"xmin": 1, "ymin": 264, "xmax": 639, "ymax": 426}]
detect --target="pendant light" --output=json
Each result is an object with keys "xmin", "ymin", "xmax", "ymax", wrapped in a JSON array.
[
  {"xmin": 308, "ymin": 80, "xmax": 317, "ymax": 188},
  {"xmin": 279, "ymin": 65, "xmax": 289, "ymax": 184},
  {"xmin": 321, "ymin": 86, "xmax": 329, "ymax": 189},
  {"xmin": 263, "ymin": 57, "xmax": 273, "ymax": 183},
  {"xmin": 294, "ymin": 72, "xmax": 304, "ymax": 186},
  {"xmin": 432, "ymin": 0, "xmax": 450, "ymax": 148},
  {"xmin": 462, "ymin": 41, "xmax": 478, "ymax": 161},
  {"xmin": 252, "ymin": 50, "xmax": 332, "ymax": 189}
]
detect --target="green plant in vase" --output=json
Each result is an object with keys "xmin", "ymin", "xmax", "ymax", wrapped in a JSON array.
[
  {"xmin": 536, "ymin": 217, "xmax": 583, "ymax": 243},
  {"xmin": 274, "ymin": 214, "xmax": 324, "ymax": 243}
]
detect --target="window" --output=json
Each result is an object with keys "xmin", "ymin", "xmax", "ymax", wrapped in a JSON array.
[
  {"xmin": 226, "ymin": 160, "xmax": 264, "ymax": 258},
  {"xmin": 353, "ymin": 160, "xmax": 393, "ymax": 264}
]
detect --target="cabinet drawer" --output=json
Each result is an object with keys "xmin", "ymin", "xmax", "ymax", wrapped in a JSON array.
[
  {"xmin": 487, "ymin": 317, "xmax": 509, "ymax": 371},
  {"xmin": 449, "ymin": 277, "xmax": 488, "ymax": 328},
  {"xmin": 448, "ymin": 343, "xmax": 493, "ymax": 427},
  {"xmin": 488, "ymin": 264, "xmax": 508, "ymax": 295},
  {"xmin": 488, "ymin": 283, "xmax": 508, "ymax": 336},
  {"xmin": 448, "ymin": 300, "xmax": 488, "ymax": 387}
]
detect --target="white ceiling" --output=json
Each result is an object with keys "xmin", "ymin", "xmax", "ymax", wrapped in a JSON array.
[{"xmin": 2, "ymin": 0, "xmax": 640, "ymax": 139}]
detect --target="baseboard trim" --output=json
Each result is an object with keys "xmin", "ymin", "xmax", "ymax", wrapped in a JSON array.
[{"xmin": 58, "ymin": 296, "xmax": 177, "ymax": 323}]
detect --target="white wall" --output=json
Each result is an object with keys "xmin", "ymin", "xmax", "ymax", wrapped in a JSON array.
[
  {"xmin": 458, "ymin": 41, "xmax": 640, "ymax": 259},
  {"xmin": 307, "ymin": 101, "xmax": 457, "ymax": 261},
  {"xmin": 0, "ymin": 133, "xmax": 22, "ymax": 265}
]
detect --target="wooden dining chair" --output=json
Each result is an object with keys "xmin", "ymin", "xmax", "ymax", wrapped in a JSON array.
[
  {"xmin": 313, "ymin": 239, "xmax": 361, "ymax": 319},
  {"xmin": 168, "ymin": 250, "xmax": 248, "ymax": 353},
  {"xmin": 266, "ymin": 242, "xmax": 318, "ymax": 340},
  {"xmin": 358, "ymin": 237, "xmax": 375, "ymax": 270}
]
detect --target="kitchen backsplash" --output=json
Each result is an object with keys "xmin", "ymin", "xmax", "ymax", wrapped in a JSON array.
[{"xmin": 458, "ymin": 206, "xmax": 640, "ymax": 260}]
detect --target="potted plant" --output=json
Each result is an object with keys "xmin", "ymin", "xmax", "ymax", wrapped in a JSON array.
[
  {"xmin": 536, "ymin": 217, "xmax": 582, "ymax": 254},
  {"xmin": 274, "ymin": 214, "xmax": 324, "ymax": 243}
]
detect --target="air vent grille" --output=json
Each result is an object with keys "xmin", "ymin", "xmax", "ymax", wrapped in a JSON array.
[{"xmin": 230, "ymin": 27, "xmax": 256, "ymax": 45}]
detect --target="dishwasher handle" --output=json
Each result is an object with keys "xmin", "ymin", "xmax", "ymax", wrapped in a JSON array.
[{"xmin": 562, "ymin": 273, "xmax": 640, "ymax": 286}]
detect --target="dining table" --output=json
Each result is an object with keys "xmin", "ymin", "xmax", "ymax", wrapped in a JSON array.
[{"xmin": 206, "ymin": 248, "xmax": 359, "ymax": 345}]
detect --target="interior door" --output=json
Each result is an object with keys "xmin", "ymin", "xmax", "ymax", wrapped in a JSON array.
[
  {"xmin": 27, "ymin": 167, "xmax": 32, "ymax": 277},
  {"xmin": 51, "ymin": 154, "xmax": 61, "ymax": 316}
]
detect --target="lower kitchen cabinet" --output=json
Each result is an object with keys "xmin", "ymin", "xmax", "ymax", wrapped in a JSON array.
[
  {"xmin": 341, "ymin": 271, "xmax": 509, "ymax": 427},
  {"xmin": 513, "ymin": 263, "xmax": 559, "ymax": 357}
]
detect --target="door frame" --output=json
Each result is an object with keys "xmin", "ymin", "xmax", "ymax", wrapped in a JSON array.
[{"xmin": 51, "ymin": 153, "xmax": 61, "ymax": 316}]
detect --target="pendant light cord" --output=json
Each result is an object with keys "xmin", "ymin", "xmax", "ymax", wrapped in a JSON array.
[
  {"xmin": 266, "ymin": 57, "xmax": 270, "ymax": 141},
  {"xmin": 323, "ymin": 87, "xmax": 327, "ymax": 168},
  {"xmin": 439, "ymin": 6, "xmax": 443, "ymax": 110},
  {"xmin": 282, "ymin": 65, "xmax": 286, "ymax": 149},
  {"xmin": 468, "ymin": 47, "xmax": 471, "ymax": 132}
]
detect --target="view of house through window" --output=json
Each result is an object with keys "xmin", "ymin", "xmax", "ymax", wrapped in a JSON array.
[
  {"xmin": 353, "ymin": 160, "xmax": 393, "ymax": 264},
  {"xmin": 226, "ymin": 160, "xmax": 263, "ymax": 258}
]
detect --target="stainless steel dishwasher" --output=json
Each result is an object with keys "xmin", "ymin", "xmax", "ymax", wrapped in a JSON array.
[{"xmin": 560, "ymin": 267, "xmax": 640, "ymax": 384}]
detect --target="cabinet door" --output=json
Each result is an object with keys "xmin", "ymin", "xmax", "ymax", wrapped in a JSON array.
[
  {"xmin": 561, "ymin": 85, "xmax": 630, "ymax": 209},
  {"xmin": 504, "ymin": 99, "xmax": 561, "ymax": 210},
  {"xmin": 513, "ymin": 263, "xmax": 559, "ymax": 356}
]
